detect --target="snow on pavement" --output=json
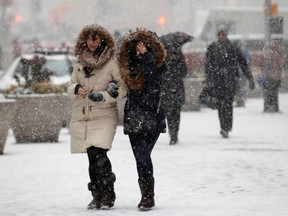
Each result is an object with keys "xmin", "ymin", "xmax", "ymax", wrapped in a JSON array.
[{"xmin": 1, "ymin": 94, "xmax": 288, "ymax": 216}]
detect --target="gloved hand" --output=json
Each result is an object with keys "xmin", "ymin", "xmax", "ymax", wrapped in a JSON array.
[
  {"xmin": 249, "ymin": 80, "xmax": 255, "ymax": 90},
  {"xmin": 88, "ymin": 92, "xmax": 104, "ymax": 102},
  {"xmin": 130, "ymin": 69, "xmax": 139, "ymax": 79},
  {"xmin": 107, "ymin": 82, "xmax": 119, "ymax": 98},
  {"xmin": 74, "ymin": 84, "xmax": 83, "ymax": 95}
]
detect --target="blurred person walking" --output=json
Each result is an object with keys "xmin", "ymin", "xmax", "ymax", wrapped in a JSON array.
[
  {"xmin": 260, "ymin": 41, "xmax": 285, "ymax": 112},
  {"xmin": 204, "ymin": 26, "xmax": 255, "ymax": 138},
  {"xmin": 160, "ymin": 32, "xmax": 193, "ymax": 145},
  {"xmin": 118, "ymin": 29, "xmax": 167, "ymax": 211},
  {"xmin": 67, "ymin": 24, "xmax": 127, "ymax": 210}
]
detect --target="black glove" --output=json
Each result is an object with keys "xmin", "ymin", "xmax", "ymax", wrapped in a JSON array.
[
  {"xmin": 249, "ymin": 80, "xmax": 255, "ymax": 90},
  {"xmin": 88, "ymin": 92, "xmax": 104, "ymax": 102},
  {"xmin": 74, "ymin": 84, "xmax": 83, "ymax": 95},
  {"xmin": 107, "ymin": 82, "xmax": 119, "ymax": 98},
  {"xmin": 130, "ymin": 68, "xmax": 139, "ymax": 79}
]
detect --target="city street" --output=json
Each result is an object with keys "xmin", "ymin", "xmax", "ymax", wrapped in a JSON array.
[{"xmin": 1, "ymin": 93, "xmax": 288, "ymax": 216}]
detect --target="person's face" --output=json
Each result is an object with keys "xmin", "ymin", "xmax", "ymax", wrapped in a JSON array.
[
  {"xmin": 86, "ymin": 34, "xmax": 102, "ymax": 52},
  {"xmin": 218, "ymin": 32, "xmax": 227, "ymax": 42}
]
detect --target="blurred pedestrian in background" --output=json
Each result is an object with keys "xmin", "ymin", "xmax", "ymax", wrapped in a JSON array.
[
  {"xmin": 260, "ymin": 40, "xmax": 285, "ymax": 113},
  {"xmin": 11, "ymin": 38, "xmax": 22, "ymax": 59},
  {"xmin": 160, "ymin": 32, "xmax": 193, "ymax": 145},
  {"xmin": 204, "ymin": 25, "xmax": 255, "ymax": 138},
  {"xmin": 119, "ymin": 29, "xmax": 167, "ymax": 211},
  {"xmin": 67, "ymin": 23, "xmax": 127, "ymax": 210},
  {"xmin": 234, "ymin": 39, "xmax": 252, "ymax": 107}
]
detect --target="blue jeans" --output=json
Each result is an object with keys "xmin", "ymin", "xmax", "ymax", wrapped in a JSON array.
[{"xmin": 129, "ymin": 132, "xmax": 160, "ymax": 178}]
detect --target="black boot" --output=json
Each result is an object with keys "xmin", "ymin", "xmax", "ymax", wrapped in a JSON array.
[
  {"xmin": 169, "ymin": 130, "xmax": 179, "ymax": 145},
  {"xmin": 169, "ymin": 138, "xmax": 179, "ymax": 145},
  {"xmin": 138, "ymin": 177, "xmax": 155, "ymax": 211},
  {"xmin": 220, "ymin": 129, "xmax": 229, "ymax": 138},
  {"xmin": 100, "ymin": 172, "xmax": 116, "ymax": 209},
  {"xmin": 87, "ymin": 181, "xmax": 102, "ymax": 210}
]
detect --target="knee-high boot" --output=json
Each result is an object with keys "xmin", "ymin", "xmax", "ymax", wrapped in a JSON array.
[
  {"xmin": 100, "ymin": 172, "xmax": 116, "ymax": 209},
  {"xmin": 87, "ymin": 181, "xmax": 102, "ymax": 209},
  {"xmin": 138, "ymin": 177, "xmax": 155, "ymax": 210}
]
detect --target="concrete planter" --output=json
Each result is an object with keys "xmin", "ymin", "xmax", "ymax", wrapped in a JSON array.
[
  {"xmin": 0, "ymin": 98, "xmax": 16, "ymax": 154},
  {"xmin": 8, "ymin": 94, "xmax": 65, "ymax": 143}
]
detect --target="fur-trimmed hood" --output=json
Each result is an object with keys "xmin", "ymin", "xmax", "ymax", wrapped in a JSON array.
[
  {"xmin": 74, "ymin": 24, "xmax": 115, "ymax": 69},
  {"xmin": 118, "ymin": 29, "xmax": 166, "ymax": 90}
]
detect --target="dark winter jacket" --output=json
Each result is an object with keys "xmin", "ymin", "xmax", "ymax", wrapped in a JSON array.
[
  {"xmin": 205, "ymin": 39, "xmax": 253, "ymax": 96},
  {"xmin": 119, "ymin": 29, "xmax": 167, "ymax": 135},
  {"xmin": 260, "ymin": 43, "xmax": 284, "ymax": 82},
  {"xmin": 160, "ymin": 48, "xmax": 187, "ymax": 109}
]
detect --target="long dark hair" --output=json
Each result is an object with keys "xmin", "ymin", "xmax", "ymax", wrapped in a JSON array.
[{"xmin": 127, "ymin": 39, "xmax": 139, "ymax": 64}]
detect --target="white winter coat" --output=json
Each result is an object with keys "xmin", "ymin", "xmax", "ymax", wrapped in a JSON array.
[{"xmin": 67, "ymin": 24, "xmax": 127, "ymax": 153}]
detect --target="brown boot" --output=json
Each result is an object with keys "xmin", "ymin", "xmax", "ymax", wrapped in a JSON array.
[
  {"xmin": 87, "ymin": 181, "xmax": 102, "ymax": 210},
  {"xmin": 138, "ymin": 177, "xmax": 155, "ymax": 211},
  {"xmin": 100, "ymin": 173, "xmax": 116, "ymax": 209}
]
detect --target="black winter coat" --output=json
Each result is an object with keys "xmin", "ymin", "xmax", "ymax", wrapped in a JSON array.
[
  {"xmin": 118, "ymin": 29, "xmax": 167, "ymax": 135},
  {"xmin": 205, "ymin": 39, "xmax": 253, "ymax": 97},
  {"xmin": 161, "ymin": 50, "xmax": 187, "ymax": 109},
  {"xmin": 123, "ymin": 52, "xmax": 166, "ymax": 134}
]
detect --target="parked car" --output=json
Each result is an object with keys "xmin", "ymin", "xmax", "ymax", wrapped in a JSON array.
[{"xmin": 0, "ymin": 48, "xmax": 75, "ymax": 93}]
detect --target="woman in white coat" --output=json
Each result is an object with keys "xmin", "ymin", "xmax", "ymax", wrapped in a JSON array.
[{"xmin": 67, "ymin": 24, "xmax": 127, "ymax": 210}]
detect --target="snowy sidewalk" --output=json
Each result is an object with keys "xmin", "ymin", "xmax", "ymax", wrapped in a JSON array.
[{"xmin": 1, "ymin": 94, "xmax": 288, "ymax": 216}]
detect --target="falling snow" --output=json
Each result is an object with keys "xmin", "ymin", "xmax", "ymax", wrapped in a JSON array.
[{"xmin": 1, "ymin": 94, "xmax": 288, "ymax": 216}]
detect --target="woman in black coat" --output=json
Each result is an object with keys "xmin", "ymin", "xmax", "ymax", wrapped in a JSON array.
[
  {"xmin": 160, "ymin": 44, "xmax": 187, "ymax": 145},
  {"xmin": 118, "ymin": 29, "xmax": 167, "ymax": 211},
  {"xmin": 160, "ymin": 32, "xmax": 193, "ymax": 145}
]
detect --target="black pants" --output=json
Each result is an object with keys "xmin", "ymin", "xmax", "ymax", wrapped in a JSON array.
[
  {"xmin": 87, "ymin": 146, "xmax": 112, "ymax": 183},
  {"xmin": 164, "ymin": 105, "xmax": 181, "ymax": 140},
  {"xmin": 263, "ymin": 80, "xmax": 281, "ymax": 112},
  {"xmin": 129, "ymin": 132, "xmax": 160, "ymax": 178},
  {"xmin": 217, "ymin": 95, "xmax": 234, "ymax": 132}
]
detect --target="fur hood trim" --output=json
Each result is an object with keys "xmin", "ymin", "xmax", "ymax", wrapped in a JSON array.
[
  {"xmin": 118, "ymin": 29, "xmax": 166, "ymax": 90},
  {"xmin": 74, "ymin": 24, "xmax": 115, "ymax": 69}
]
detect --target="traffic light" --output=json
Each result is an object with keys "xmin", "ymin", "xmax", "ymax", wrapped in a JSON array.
[
  {"xmin": 270, "ymin": 3, "xmax": 278, "ymax": 16},
  {"xmin": 14, "ymin": 15, "xmax": 23, "ymax": 23},
  {"xmin": 158, "ymin": 16, "xmax": 167, "ymax": 26},
  {"xmin": 270, "ymin": 16, "xmax": 283, "ymax": 34}
]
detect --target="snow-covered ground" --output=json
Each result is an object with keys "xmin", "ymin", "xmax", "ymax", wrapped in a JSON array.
[{"xmin": 1, "ymin": 94, "xmax": 288, "ymax": 216}]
